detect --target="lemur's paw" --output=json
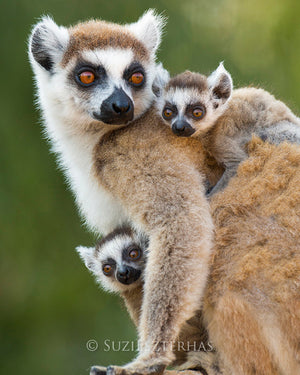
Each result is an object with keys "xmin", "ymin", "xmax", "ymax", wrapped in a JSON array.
[
  {"xmin": 104, "ymin": 364, "xmax": 165, "ymax": 375},
  {"xmin": 90, "ymin": 367, "xmax": 209, "ymax": 375},
  {"xmin": 166, "ymin": 371, "xmax": 207, "ymax": 375},
  {"xmin": 90, "ymin": 366, "xmax": 108, "ymax": 375}
]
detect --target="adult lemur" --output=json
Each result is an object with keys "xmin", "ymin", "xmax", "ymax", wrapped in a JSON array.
[
  {"xmin": 29, "ymin": 11, "xmax": 218, "ymax": 375},
  {"xmin": 158, "ymin": 63, "xmax": 300, "ymax": 195},
  {"xmin": 77, "ymin": 227, "xmax": 220, "ymax": 375}
]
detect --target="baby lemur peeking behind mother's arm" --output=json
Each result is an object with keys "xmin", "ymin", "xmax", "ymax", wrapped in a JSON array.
[
  {"xmin": 158, "ymin": 63, "xmax": 300, "ymax": 195},
  {"xmin": 77, "ymin": 227, "xmax": 221, "ymax": 375}
]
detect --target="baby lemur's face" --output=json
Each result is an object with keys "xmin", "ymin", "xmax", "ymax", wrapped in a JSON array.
[
  {"xmin": 158, "ymin": 63, "xmax": 233, "ymax": 137},
  {"xmin": 77, "ymin": 227, "xmax": 148, "ymax": 293}
]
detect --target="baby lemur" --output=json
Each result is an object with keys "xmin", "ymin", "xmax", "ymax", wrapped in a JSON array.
[
  {"xmin": 158, "ymin": 63, "xmax": 300, "ymax": 195},
  {"xmin": 77, "ymin": 227, "xmax": 220, "ymax": 375}
]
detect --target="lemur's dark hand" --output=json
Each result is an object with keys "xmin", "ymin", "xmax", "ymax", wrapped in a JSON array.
[{"xmin": 90, "ymin": 366, "xmax": 206, "ymax": 375}]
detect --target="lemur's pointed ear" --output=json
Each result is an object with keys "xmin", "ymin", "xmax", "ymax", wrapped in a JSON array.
[
  {"xmin": 76, "ymin": 246, "xmax": 96, "ymax": 272},
  {"xmin": 208, "ymin": 62, "xmax": 233, "ymax": 102},
  {"xmin": 128, "ymin": 9, "xmax": 166, "ymax": 56},
  {"xmin": 29, "ymin": 16, "xmax": 69, "ymax": 72},
  {"xmin": 152, "ymin": 63, "xmax": 170, "ymax": 97}
]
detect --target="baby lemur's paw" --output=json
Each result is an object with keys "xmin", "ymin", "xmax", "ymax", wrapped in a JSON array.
[{"xmin": 205, "ymin": 186, "xmax": 219, "ymax": 198}]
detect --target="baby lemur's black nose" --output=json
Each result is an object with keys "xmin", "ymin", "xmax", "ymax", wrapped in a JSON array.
[
  {"xmin": 96, "ymin": 87, "xmax": 134, "ymax": 125},
  {"xmin": 172, "ymin": 120, "xmax": 196, "ymax": 137},
  {"xmin": 117, "ymin": 268, "xmax": 130, "ymax": 278},
  {"xmin": 116, "ymin": 266, "xmax": 141, "ymax": 285}
]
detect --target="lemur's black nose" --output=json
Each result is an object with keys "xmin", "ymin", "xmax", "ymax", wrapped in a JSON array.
[
  {"xmin": 172, "ymin": 120, "xmax": 196, "ymax": 137},
  {"xmin": 95, "ymin": 87, "xmax": 134, "ymax": 125},
  {"xmin": 112, "ymin": 100, "xmax": 131, "ymax": 114}
]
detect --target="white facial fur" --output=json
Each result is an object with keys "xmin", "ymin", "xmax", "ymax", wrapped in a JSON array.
[
  {"xmin": 77, "ymin": 232, "xmax": 147, "ymax": 293},
  {"xmin": 158, "ymin": 63, "xmax": 233, "ymax": 135},
  {"xmin": 67, "ymin": 47, "xmax": 157, "ymax": 123},
  {"xmin": 28, "ymin": 11, "xmax": 165, "ymax": 236}
]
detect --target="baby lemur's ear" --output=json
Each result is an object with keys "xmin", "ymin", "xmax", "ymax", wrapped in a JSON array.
[
  {"xmin": 29, "ymin": 16, "xmax": 69, "ymax": 72},
  {"xmin": 208, "ymin": 62, "xmax": 233, "ymax": 104},
  {"xmin": 76, "ymin": 246, "xmax": 96, "ymax": 273},
  {"xmin": 127, "ymin": 9, "xmax": 166, "ymax": 56},
  {"xmin": 152, "ymin": 63, "xmax": 170, "ymax": 97}
]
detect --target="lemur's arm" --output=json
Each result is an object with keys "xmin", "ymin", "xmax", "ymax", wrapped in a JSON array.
[
  {"xmin": 206, "ymin": 135, "xmax": 247, "ymax": 197},
  {"xmin": 93, "ymin": 116, "xmax": 213, "ymax": 374}
]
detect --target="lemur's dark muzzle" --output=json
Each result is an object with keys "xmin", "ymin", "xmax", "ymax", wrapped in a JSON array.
[
  {"xmin": 116, "ymin": 266, "xmax": 141, "ymax": 285},
  {"xmin": 172, "ymin": 120, "xmax": 196, "ymax": 137},
  {"xmin": 94, "ymin": 87, "xmax": 134, "ymax": 125}
]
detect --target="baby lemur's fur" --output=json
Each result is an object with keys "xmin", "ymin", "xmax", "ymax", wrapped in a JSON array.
[
  {"xmin": 77, "ymin": 227, "xmax": 220, "ymax": 375},
  {"xmin": 159, "ymin": 63, "xmax": 300, "ymax": 195},
  {"xmin": 29, "ymin": 11, "xmax": 218, "ymax": 375}
]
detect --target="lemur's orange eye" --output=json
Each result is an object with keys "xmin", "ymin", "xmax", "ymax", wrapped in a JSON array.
[
  {"xmin": 192, "ymin": 107, "xmax": 205, "ymax": 119},
  {"xmin": 129, "ymin": 248, "xmax": 141, "ymax": 260},
  {"xmin": 79, "ymin": 71, "xmax": 95, "ymax": 85},
  {"xmin": 163, "ymin": 108, "xmax": 173, "ymax": 119},
  {"xmin": 103, "ymin": 264, "xmax": 112, "ymax": 275},
  {"xmin": 129, "ymin": 72, "xmax": 144, "ymax": 86}
]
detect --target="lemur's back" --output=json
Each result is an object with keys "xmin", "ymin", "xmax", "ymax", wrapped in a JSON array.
[
  {"xmin": 216, "ymin": 87, "xmax": 299, "ymax": 136},
  {"xmin": 205, "ymin": 86, "xmax": 300, "ymax": 195}
]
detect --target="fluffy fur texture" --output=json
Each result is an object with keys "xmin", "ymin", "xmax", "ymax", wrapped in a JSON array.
[
  {"xmin": 92, "ymin": 106, "xmax": 215, "ymax": 372},
  {"xmin": 204, "ymin": 138, "xmax": 300, "ymax": 375},
  {"xmin": 159, "ymin": 64, "xmax": 300, "ymax": 195},
  {"xmin": 90, "ymin": 138, "xmax": 300, "ymax": 375},
  {"xmin": 29, "ymin": 12, "xmax": 216, "ymax": 374},
  {"xmin": 29, "ymin": 10, "xmax": 166, "ymax": 235},
  {"xmin": 78, "ymin": 228, "xmax": 220, "ymax": 375}
]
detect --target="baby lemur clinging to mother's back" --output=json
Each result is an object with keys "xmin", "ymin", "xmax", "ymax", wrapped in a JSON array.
[
  {"xmin": 158, "ymin": 63, "xmax": 300, "ymax": 195},
  {"xmin": 77, "ymin": 228, "xmax": 221, "ymax": 375}
]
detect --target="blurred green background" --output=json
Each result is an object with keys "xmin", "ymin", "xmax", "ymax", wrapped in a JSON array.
[{"xmin": 1, "ymin": 0, "xmax": 299, "ymax": 374}]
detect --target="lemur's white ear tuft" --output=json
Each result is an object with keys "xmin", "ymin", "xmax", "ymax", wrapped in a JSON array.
[
  {"xmin": 127, "ymin": 9, "xmax": 166, "ymax": 56},
  {"xmin": 76, "ymin": 246, "xmax": 96, "ymax": 272},
  {"xmin": 207, "ymin": 62, "xmax": 233, "ymax": 102},
  {"xmin": 29, "ymin": 16, "xmax": 69, "ymax": 72}
]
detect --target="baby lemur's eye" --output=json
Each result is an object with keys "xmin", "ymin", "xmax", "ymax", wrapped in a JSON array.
[
  {"xmin": 129, "ymin": 72, "xmax": 144, "ymax": 86},
  {"xmin": 163, "ymin": 108, "xmax": 173, "ymax": 119},
  {"xmin": 78, "ymin": 71, "xmax": 95, "ymax": 85},
  {"xmin": 128, "ymin": 248, "xmax": 141, "ymax": 260},
  {"xmin": 192, "ymin": 107, "xmax": 205, "ymax": 119},
  {"xmin": 102, "ymin": 264, "xmax": 113, "ymax": 275}
]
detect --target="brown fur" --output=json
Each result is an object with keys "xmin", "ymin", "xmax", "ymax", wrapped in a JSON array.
[
  {"xmin": 204, "ymin": 138, "xmax": 300, "ymax": 375},
  {"xmin": 166, "ymin": 71, "xmax": 208, "ymax": 93},
  {"xmin": 96, "ymin": 137, "xmax": 300, "ymax": 375},
  {"xmin": 120, "ymin": 266, "xmax": 218, "ymax": 374},
  {"xmin": 92, "ymin": 106, "xmax": 219, "ymax": 372},
  {"xmin": 162, "ymin": 70, "xmax": 300, "ymax": 195},
  {"xmin": 85, "ymin": 228, "xmax": 219, "ymax": 375},
  {"xmin": 204, "ymin": 87, "xmax": 299, "ymax": 157},
  {"xmin": 62, "ymin": 20, "xmax": 149, "ymax": 66},
  {"xmin": 202, "ymin": 87, "xmax": 300, "ymax": 194}
]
